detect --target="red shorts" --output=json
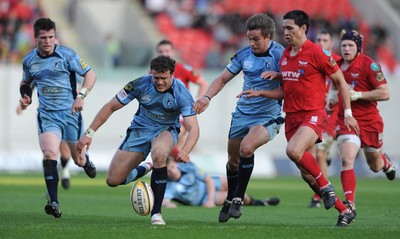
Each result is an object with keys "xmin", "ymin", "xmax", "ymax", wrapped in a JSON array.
[
  {"xmin": 337, "ymin": 115, "xmax": 384, "ymax": 148},
  {"xmin": 285, "ymin": 109, "xmax": 327, "ymax": 143}
]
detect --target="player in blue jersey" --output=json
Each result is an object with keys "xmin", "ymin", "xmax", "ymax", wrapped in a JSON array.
[
  {"xmin": 194, "ymin": 13, "xmax": 284, "ymax": 222},
  {"xmin": 17, "ymin": 74, "xmax": 84, "ymax": 190},
  {"xmin": 18, "ymin": 18, "xmax": 97, "ymax": 218},
  {"xmin": 77, "ymin": 55, "xmax": 200, "ymax": 225},
  {"xmin": 163, "ymin": 157, "xmax": 280, "ymax": 208}
]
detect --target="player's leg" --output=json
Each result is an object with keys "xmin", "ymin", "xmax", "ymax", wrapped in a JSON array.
[
  {"xmin": 309, "ymin": 134, "xmax": 333, "ymax": 208},
  {"xmin": 149, "ymin": 129, "xmax": 175, "ymax": 225},
  {"xmin": 59, "ymin": 141, "xmax": 71, "ymax": 189},
  {"xmin": 66, "ymin": 112, "xmax": 96, "ymax": 178},
  {"xmin": 40, "ymin": 132, "xmax": 62, "ymax": 218},
  {"xmin": 337, "ymin": 134, "xmax": 360, "ymax": 213},
  {"xmin": 106, "ymin": 150, "xmax": 145, "ymax": 186},
  {"xmin": 229, "ymin": 125, "xmax": 271, "ymax": 218}
]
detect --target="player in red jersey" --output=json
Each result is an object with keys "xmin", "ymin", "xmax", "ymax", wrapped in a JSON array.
[
  {"xmin": 156, "ymin": 39, "xmax": 208, "ymax": 159},
  {"xmin": 281, "ymin": 10, "xmax": 359, "ymax": 227},
  {"xmin": 331, "ymin": 30, "xmax": 395, "ymax": 216},
  {"xmin": 308, "ymin": 29, "xmax": 341, "ymax": 208}
]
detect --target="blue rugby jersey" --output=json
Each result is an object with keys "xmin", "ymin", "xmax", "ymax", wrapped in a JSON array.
[
  {"xmin": 164, "ymin": 161, "xmax": 208, "ymax": 205},
  {"xmin": 227, "ymin": 41, "xmax": 284, "ymax": 116},
  {"xmin": 116, "ymin": 75, "xmax": 195, "ymax": 129},
  {"xmin": 22, "ymin": 45, "xmax": 91, "ymax": 111}
]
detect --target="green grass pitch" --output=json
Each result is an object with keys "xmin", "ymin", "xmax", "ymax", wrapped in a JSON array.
[{"xmin": 0, "ymin": 172, "xmax": 399, "ymax": 239}]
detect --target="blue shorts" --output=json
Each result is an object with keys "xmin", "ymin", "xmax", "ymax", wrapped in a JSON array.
[
  {"xmin": 228, "ymin": 111, "xmax": 284, "ymax": 141},
  {"xmin": 37, "ymin": 109, "xmax": 84, "ymax": 143},
  {"xmin": 119, "ymin": 126, "xmax": 179, "ymax": 158}
]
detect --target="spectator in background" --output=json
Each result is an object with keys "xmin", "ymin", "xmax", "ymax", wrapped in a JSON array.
[{"xmin": 105, "ymin": 33, "xmax": 122, "ymax": 68}]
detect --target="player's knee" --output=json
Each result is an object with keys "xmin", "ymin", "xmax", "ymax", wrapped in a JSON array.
[
  {"xmin": 106, "ymin": 177, "xmax": 120, "ymax": 187},
  {"xmin": 239, "ymin": 144, "xmax": 255, "ymax": 158},
  {"xmin": 286, "ymin": 147, "xmax": 301, "ymax": 162}
]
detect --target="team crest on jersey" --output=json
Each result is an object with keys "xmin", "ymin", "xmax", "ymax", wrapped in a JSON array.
[
  {"xmin": 243, "ymin": 60, "xmax": 253, "ymax": 70},
  {"xmin": 375, "ymin": 72, "xmax": 385, "ymax": 82},
  {"xmin": 298, "ymin": 60, "xmax": 308, "ymax": 67},
  {"xmin": 329, "ymin": 56, "xmax": 337, "ymax": 66},
  {"xmin": 54, "ymin": 62, "xmax": 61, "ymax": 69},
  {"xmin": 370, "ymin": 63, "xmax": 381, "ymax": 72},
  {"xmin": 79, "ymin": 59, "xmax": 88, "ymax": 70},
  {"xmin": 281, "ymin": 58, "xmax": 287, "ymax": 66},
  {"xmin": 124, "ymin": 82, "xmax": 133, "ymax": 92}
]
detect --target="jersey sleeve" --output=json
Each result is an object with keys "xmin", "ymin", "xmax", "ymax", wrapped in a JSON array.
[
  {"xmin": 315, "ymin": 47, "xmax": 339, "ymax": 77},
  {"xmin": 116, "ymin": 78, "xmax": 141, "ymax": 105},
  {"xmin": 366, "ymin": 61, "xmax": 387, "ymax": 88},
  {"xmin": 67, "ymin": 52, "xmax": 91, "ymax": 76}
]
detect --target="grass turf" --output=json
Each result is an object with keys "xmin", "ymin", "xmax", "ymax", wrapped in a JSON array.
[{"xmin": 0, "ymin": 172, "xmax": 399, "ymax": 239}]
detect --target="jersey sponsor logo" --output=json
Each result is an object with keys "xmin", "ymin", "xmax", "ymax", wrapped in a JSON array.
[
  {"xmin": 350, "ymin": 73, "xmax": 359, "ymax": 78},
  {"xmin": 329, "ymin": 56, "xmax": 337, "ymax": 66},
  {"xmin": 310, "ymin": 116, "xmax": 318, "ymax": 125},
  {"xmin": 79, "ymin": 59, "xmax": 88, "ymax": 70},
  {"xmin": 281, "ymin": 71, "xmax": 300, "ymax": 81},
  {"xmin": 140, "ymin": 94, "xmax": 151, "ymax": 102},
  {"xmin": 370, "ymin": 63, "xmax": 381, "ymax": 71},
  {"xmin": 298, "ymin": 60, "xmax": 308, "ymax": 66},
  {"xmin": 243, "ymin": 60, "xmax": 253, "ymax": 70},
  {"xmin": 375, "ymin": 72, "xmax": 385, "ymax": 82},
  {"xmin": 41, "ymin": 87, "xmax": 62, "ymax": 95},
  {"xmin": 117, "ymin": 89, "xmax": 127, "ymax": 99},
  {"xmin": 281, "ymin": 58, "xmax": 287, "ymax": 66}
]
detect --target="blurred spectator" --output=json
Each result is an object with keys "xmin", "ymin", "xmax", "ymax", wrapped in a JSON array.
[
  {"xmin": 143, "ymin": 0, "xmax": 398, "ymax": 75},
  {"xmin": 105, "ymin": 33, "xmax": 122, "ymax": 68},
  {"xmin": 0, "ymin": 0, "xmax": 43, "ymax": 64}
]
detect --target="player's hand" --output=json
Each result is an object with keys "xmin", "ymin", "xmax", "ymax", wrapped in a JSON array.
[
  {"xmin": 19, "ymin": 94, "xmax": 31, "ymax": 110},
  {"xmin": 175, "ymin": 150, "xmax": 190, "ymax": 163},
  {"xmin": 72, "ymin": 98, "xmax": 84, "ymax": 115},
  {"xmin": 349, "ymin": 89, "xmax": 362, "ymax": 101},
  {"xmin": 261, "ymin": 71, "xmax": 280, "ymax": 80},
  {"xmin": 77, "ymin": 135, "xmax": 92, "ymax": 153},
  {"xmin": 345, "ymin": 116, "xmax": 360, "ymax": 136},
  {"xmin": 203, "ymin": 200, "xmax": 216, "ymax": 208},
  {"xmin": 194, "ymin": 96, "xmax": 210, "ymax": 115},
  {"xmin": 237, "ymin": 90, "xmax": 259, "ymax": 98}
]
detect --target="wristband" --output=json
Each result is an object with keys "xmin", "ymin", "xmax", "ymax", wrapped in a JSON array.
[
  {"xmin": 344, "ymin": 109, "xmax": 353, "ymax": 118},
  {"xmin": 78, "ymin": 87, "xmax": 90, "ymax": 98},
  {"xmin": 203, "ymin": 95, "xmax": 211, "ymax": 101},
  {"xmin": 84, "ymin": 127, "xmax": 95, "ymax": 138}
]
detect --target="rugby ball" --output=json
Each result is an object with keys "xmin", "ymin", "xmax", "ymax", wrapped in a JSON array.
[{"xmin": 130, "ymin": 181, "xmax": 154, "ymax": 216}]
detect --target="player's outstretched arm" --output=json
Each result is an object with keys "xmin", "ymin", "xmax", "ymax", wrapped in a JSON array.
[{"xmin": 77, "ymin": 97, "xmax": 124, "ymax": 153}]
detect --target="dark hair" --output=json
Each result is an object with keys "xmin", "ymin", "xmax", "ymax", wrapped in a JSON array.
[
  {"xmin": 340, "ymin": 30, "xmax": 363, "ymax": 53},
  {"xmin": 156, "ymin": 39, "xmax": 174, "ymax": 49},
  {"xmin": 283, "ymin": 10, "xmax": 310, "ymax": 34},
  {"xmin": 150, "ymin": 55, "xmax": 176, "ymax": 74},
  {"xmin": 33, "ymin": 18, "xmax": 56, "ymax": 38},
  {"xmin": 317, "ymin": 29, "xmax": 333, "ymax": 38},
  {"xmin": 246, "ymin": 14, "xmax": 275, "ymax": 39}
]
